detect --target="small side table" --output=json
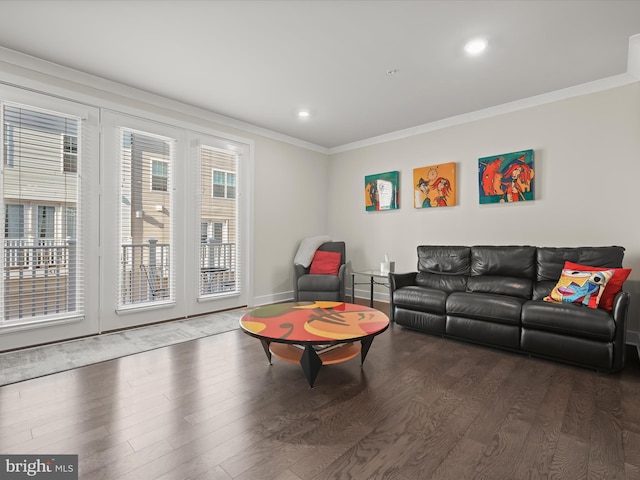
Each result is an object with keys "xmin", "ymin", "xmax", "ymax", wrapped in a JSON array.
[{"xmin": 351, "ymin": 270, "xmax": 390, "ymax": 307}]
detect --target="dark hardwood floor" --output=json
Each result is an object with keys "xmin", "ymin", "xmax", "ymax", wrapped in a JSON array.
[{"xmin": 2, "ymin": 300, "xmax": 640, "ymax": 479}]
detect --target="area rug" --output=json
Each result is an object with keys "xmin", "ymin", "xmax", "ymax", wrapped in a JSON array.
[{"xmin": 0, "ymin": 308, "xmax": 248, "ymax": 386}]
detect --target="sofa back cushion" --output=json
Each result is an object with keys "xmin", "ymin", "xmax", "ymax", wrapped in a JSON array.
[
  {"xmin": 467, "ymin": 246, "xmax": 536, "ymax": 298},
  {"xmin": 533, "ymin": 246, "xmax": 625, "ymax": 300},
  {"xmin": 577, "ymin": 246, "xmax": 625, "ymax": 268},
  {"xmin": 415, "ymin": 271, "xmax": 468, "ymax": 292},
  {"xmin": 470, "ymin": 246, "xmax": 536, "ymax": 277},
  {"xmin": 417, "ymin": 246, "xmax": 471, "ymax": 274},
  {"xmin": 467, "ymin": 275, "xmax": 533, "ymax": 298}
]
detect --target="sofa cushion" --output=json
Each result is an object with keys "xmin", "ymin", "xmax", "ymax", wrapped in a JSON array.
[
  {"xmin": 298, "ymin": 273, "xmax": 340, "ymax": 291},
  {"xmin": 417, "ymin": 246, "xmax": 471, "ymax": 274},
  {"xmin": 521, "ymin": 300, "xmax": 615, "ymax": 341},
  {"xmin": 415, "ymin": 271, "xmax": 467, "ymax": 292},
  {"xmin": 467, "ymin": 275, "xmax": 533, "ymax": 299},
  {"xmin": 536, "ymin": 246, "xmax": 625, "ymax": 281},
  {"xmin": 578, "ymin": 247, "xmax": 625, "ymax": 268},
  {"xmin": 536, "ymin": 247, "xmax": 583, "ymax": 281},
  {"xmin": 532, "ymin": 280, "xmax": 556, "ymax": 301},
  {"xmin": 446, "ymin": 292, "xmax": 526, "ymax": 325},
  {"xmin": 544, "ymin": 268, "xmax": 614, "ymax": 309},
  {"xmin": 470, "ymin": 246, "xmax": 536, "ymax": 278},
  {"xmin": 393, "ymin": 286, "xmax": 447, "ymax": 314}
]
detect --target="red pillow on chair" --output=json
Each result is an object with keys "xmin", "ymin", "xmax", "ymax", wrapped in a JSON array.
[
  {"xmin": 309, "ymin": 251, "xmax": 341, "ymax": 275},
  {"xmin": 563, "ymin": 261, "xmax": 631, "ymax": 311}
]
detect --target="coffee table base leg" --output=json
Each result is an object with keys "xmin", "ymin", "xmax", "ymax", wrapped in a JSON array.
[
  {"xmin": 360, "ymin": 336, "xmax": 374, "ymax": 366},
  {"xmin": 260, "ymin": 339, "xmax": 272, "ymax": 365},
  {"xmin": 301, "ymin": 345, "xmax": 323, "ymax": 388}
]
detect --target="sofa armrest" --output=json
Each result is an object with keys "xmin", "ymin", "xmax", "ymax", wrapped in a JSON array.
[
  {"xmin": 338, "ymin": 263, "xmax": 347, "ymax": 301},
  {"xmin": 389, "ymin": 271, "xmax": 418, "ymax": 291},
  {"xmin": 388, "ymin": 272, "xmax": 417, "ymax": 323},
  {"xmin": 611, "ymin": 290, "xmax": 631, "ymax": 372},
  {"xmin": 293, "ymin": 263, "xmax": 308, "ymax": 301}
]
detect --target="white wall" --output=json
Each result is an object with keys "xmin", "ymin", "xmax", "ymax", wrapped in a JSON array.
[
  {"xmin": 328, "ymin": 82, "xmax": 640, "ymax": 335},
  {"xmin": 251, "ymin": 137, "xmax": 329, "ymax": 305}
]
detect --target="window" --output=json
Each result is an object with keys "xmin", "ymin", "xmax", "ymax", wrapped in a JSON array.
[
  {"xmin": 63, "ymin": 134, "xmax": 77, "ymax": 173},
  {"xmin": 64, "ymin": 206, "xmax": 77, "ymax": 239},
  {"xmin": 213, "ymin": 222, "xmax": 223, "ymax": 242},
  {"xmin": 1, "ymin": 102, "xmax": 82, "ymax": 325},
  {"xmin": 4, "ymin": 205, "xmax": 24, "ymax": 238},
  {"xmin": 4, "ymin": 124, "xmax": 14, "ymax": 167},
  {"xmin": 37, "ymin": 206, "xmax": 55, "ymax": 240},
  {"xmin": 200, "ymin": 221, "xmax": 225, "ymax": 243},
  {"xmin": 212, "ymin": 169, "xmax": 236, "ymax": 199},
  {"xmin": 119, "ymin": 128, "xmax": 174, "ymax": 306},
  {"xmin": 151, "ymin": 158, "xmax": 168, "ymax": 192}
]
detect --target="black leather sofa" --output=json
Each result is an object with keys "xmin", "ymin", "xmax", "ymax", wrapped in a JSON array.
[{"xmin": 389, "ymin": 245, "xmax": 630, "ymax": 372}]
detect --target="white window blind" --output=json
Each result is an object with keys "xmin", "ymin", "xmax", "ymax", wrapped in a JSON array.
[
  {"xmin": 199, "ymin": 146, "xmax": 238, "ymax": 296},
  {"xmin": 118, "ymin": 128, "xmax": 174, "ymax": 307},
  {"xmin": 1, "ymin": 102, "xmax": 83, "ymax": 325}
]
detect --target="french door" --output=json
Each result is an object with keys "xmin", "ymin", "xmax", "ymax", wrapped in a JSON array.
[
  {"xmin": 100, "ymin": 113, "xmax": 249, "ymax": 331},
  {"xmin": 0, "ymin": 92, "xmax": 250, "ymax": 349},
  {"xmin": 0, "ymin": 87, "xmax": 100, "ymax": 350}
]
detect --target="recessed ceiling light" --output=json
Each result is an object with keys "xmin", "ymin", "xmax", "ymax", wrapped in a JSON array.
[
  {"xmin": 464, "ymin": 38, "xmax": 488, "ymax": 56},
  {"xmin": 297, "ymin": 110, "xmax": 310, "ymax": 119}
]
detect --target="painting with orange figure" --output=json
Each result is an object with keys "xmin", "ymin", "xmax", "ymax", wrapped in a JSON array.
[
  {"xmin": 479, "ymin": 149, "xmax": 535, "ymax": 204},
  {"xmin": 413, "ymin": 162, "xmax": 457, "ymax": 208}
]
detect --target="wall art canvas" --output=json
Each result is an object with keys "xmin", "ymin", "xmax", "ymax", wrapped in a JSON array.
[
  {"xmin": 364, "ymin": 171, "xmax": 399, "ymax": 211},
  {"xmin": 478, "ymin": 149, "xmax": 535, "ymax": 204},
  {"xmin": 413, "ymin": 162, "xmax": 457, "ymax": 208}
]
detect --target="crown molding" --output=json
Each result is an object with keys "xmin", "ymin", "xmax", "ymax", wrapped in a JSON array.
[
  {"xmin": 328, "ymin": 73, "xmax": 638, "ymax": 155},
  {"xmin": 0, "ymin": 46, "xmax": 329, "ymax": 155},
  {"xmin": 1, "ymin": 44, "xmax": 637, "ymax": 158}
]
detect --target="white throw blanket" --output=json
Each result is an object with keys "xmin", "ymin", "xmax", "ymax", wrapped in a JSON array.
[{"xmin": 294, "ymin": 235, "xmax": 331, "ymax": 267}]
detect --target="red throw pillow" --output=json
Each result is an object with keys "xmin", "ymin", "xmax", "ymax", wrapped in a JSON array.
[
  {"xmin": 309, "ymin": 250, "xmax": 341, "ymax": 276},
  {"xmin": 563, "ymin": 261, "xmax": 632, "ymax": 311}
]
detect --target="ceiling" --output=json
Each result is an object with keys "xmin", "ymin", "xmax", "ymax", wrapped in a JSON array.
[{"xmin": 0, "ymin": 0, "xmax": 639, "ymax": 149}]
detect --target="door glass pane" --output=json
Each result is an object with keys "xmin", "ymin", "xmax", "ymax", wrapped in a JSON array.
[
  {"xmin": 119, "ymin": 128, "xmax": 173, "ymax": 306},
  {"xmin": 200, "ymin": 147, "xmax": 238, "ymax": 296},
  {"xmin": 1, "ymin": 104, "xmax": 81, "ymax": 324}
]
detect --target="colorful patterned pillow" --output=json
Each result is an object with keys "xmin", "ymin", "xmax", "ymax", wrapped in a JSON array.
[
  {"xmin": 563, "ymin": 261, "xmax": 631, "ymax": 311},
  {"xmin": 544, "ymin": 268, "xmax": 614, "ymax": 309}
]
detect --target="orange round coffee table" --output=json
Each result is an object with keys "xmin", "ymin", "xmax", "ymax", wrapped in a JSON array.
[{"xmin": 239, "ymin": 301, "xmax": 389, "ymax": 387}]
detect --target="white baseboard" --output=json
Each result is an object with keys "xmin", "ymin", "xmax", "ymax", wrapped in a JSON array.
[
  {"xmin": 350, "ymin": 287, "xmax": 390, "ymax": 304},
  {"xmin": 250, "ymin": 291, "xmax": 293, "ymax": 307}
]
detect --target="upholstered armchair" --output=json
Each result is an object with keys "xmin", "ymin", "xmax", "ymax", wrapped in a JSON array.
[{"xmin": 293, "ymin": 241, "xmax": 346, "ymax": 302}]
